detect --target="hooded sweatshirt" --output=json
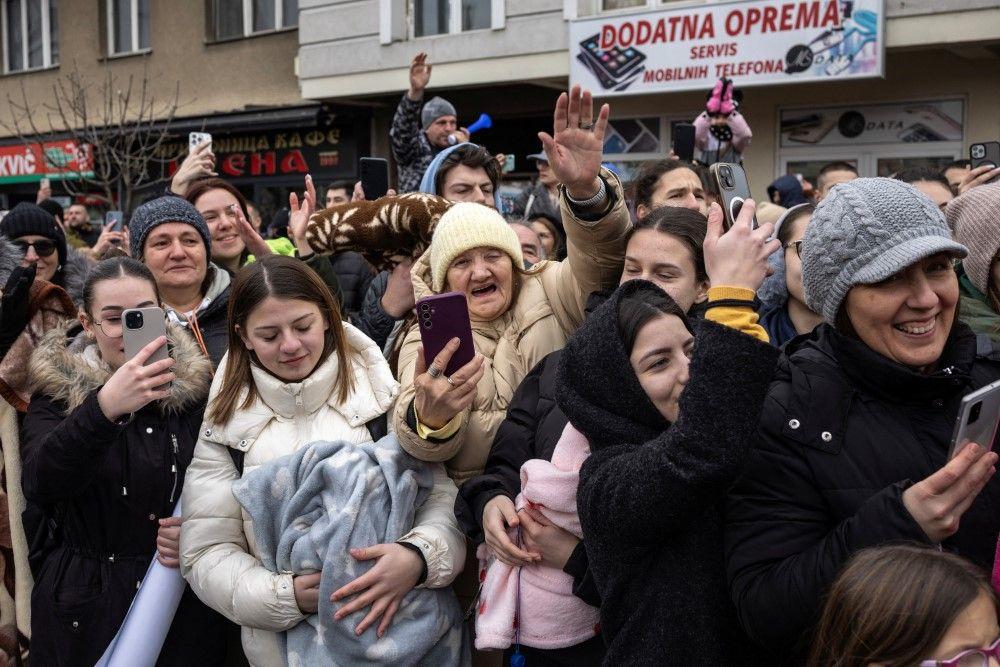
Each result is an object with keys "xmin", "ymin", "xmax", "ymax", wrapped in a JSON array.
[
  {"xmin": 766, "ymin": 175, "xmax": 810, "ymax": 208},
  {"xmin": 418, "ymin": 142, "xmax": 502, "ymax": 208},
  {"xmin": 557, "ymin": 279, "xmax": 778, "ymax": 665}
]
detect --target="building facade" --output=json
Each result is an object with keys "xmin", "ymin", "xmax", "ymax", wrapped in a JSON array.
[{"xmin": 298, "ymin": 0, "xmax": 1000, "ymax": 199}]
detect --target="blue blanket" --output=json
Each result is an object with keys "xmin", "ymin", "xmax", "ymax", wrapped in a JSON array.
[{"xmin": 232, "ymin": 436, "xmax": 468, "ymax": 666}]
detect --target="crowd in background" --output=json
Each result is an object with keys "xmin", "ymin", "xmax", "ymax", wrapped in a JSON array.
[{"xmin": 0, "ymin": 50, "xmax": 997, "ymax": 667}]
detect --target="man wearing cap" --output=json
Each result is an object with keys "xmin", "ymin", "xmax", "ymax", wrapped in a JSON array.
[
  {"xmin": 513, "ymin": 149, "xmax": 563, "ymax": 224},
  {"xmin": 129, "ymin": 196, "xmax": 230, "ymax": 367},
  {"xmin": 390, "ymin": 52, "xmax": 469, "ymax": 193}
]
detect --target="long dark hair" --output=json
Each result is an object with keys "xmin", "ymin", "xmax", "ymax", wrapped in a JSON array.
[
  {"xmin": 185, "ymin": 177, "xmax": 250, "ymax": 219},
  {"xmin": 82, "ymin": 255, "xmax": 161, "ymax": 318},
  {"xmin": 617, "ymin": 280, "xmax": 691, "ymax": 353},
  {"xmin": 632, "ymin": 160, "xmax": 701, "ymax": 210},
  {"xmin": 809, "ymin": 544, "xmax": 999, "ymax": 667},
  {"xmin": 208, "ymin": 255, "xmax": 354, "ymax": 424},
  {"xmin": 627, "ymin": 206, "xmax": 709, "ymax": 284}
]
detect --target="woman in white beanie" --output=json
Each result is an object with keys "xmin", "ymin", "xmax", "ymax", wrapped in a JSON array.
[
  {"xmin": 725, "ymin": 178, "xmax": 1000, "ymax": 661},
  {"xmin": 949, "ymin": 182, "xmax": 1000, "ymax": 342}
]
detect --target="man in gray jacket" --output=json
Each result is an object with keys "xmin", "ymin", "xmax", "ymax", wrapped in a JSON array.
[{"xmin": 390, "ymin": 52, "xmax": 469, "ymax": 193}]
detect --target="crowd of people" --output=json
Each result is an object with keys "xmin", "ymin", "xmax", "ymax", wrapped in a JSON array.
[{"xmin": 0, "ymin": 51, "xmax": 997, "ymax": 667}]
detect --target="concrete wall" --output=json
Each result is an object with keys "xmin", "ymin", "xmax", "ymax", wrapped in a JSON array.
[{"xmin": 0, "ymin": 0, "xmax": 301, "ymax": 138}]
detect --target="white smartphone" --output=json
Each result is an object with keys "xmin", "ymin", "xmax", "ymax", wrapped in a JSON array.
[
  {"xmin": 189, "ymin": 131, "xmax": 212, "ymax": 152},
  {"xmin": 122, "ymin": 307, "xmax": 171, "ymax": 389},
  {"xmin": 948, "ymin": 379, "xmax": 1000, "ymax": 459}
]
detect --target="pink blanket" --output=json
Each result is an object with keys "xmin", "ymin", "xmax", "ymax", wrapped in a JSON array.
[{"xmin": 475, "ymin": 422, "xmax": 601, "ymax": 650}]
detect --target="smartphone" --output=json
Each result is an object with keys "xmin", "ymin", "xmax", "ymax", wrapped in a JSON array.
[
  {"xmin": 122, "ymin": 307, "xmax": 171, "ymax": 388},
  {"xmin": 503, "ymin": 154, "xmax": 515, "ymax": 173},
  {"xmin": 970, "ymin": 142, "xmax": 1000, "ymax": 170},
  {"xmin": 948, "ymin": 379, "xmax": 1000, "ymax": 459},
  {"xmin": 416, "ymin": 292, "xmax": 475, "ymax": 378},
  {"xmin": 709, "ymin": 162, "xmax": 758, "ymax": 230},
  {"xmin": 673, "ymin": 123, "xmax": 696, "ymax": 162},
  {"xmin": 39, "ymin": 177, "xmax": 51, "ymax": 190},
  {"xmin": 105, "ymin": 210, "xmax": 124, "ymax": 233},
  {"xmin": 360, "ymin": 157, "xmax": 390, "ymax": 200},
  {"xmin": 189, "ymin": 131, "xmax": 212, "ymax": 152}
]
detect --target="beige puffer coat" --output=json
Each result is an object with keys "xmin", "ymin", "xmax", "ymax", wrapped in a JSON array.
[
  {"xmin": 393, "ymin": 171, "xmax": 632, "ymax": 486},
  {"xmin": 180, "ymin": 323, "xmax": 465, "ymax": 667}
]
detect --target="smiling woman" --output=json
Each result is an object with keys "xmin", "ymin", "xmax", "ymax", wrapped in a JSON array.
[{"xmin": 725, "ymin": 178, "xmax": 1000, "ymax": 660}]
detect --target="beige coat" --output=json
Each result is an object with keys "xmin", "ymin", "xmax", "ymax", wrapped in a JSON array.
[
  {"xmin": 180, "ymin": 323, "xmax": 465, "ymax": 667},
  {"xmin": 393, "ymin": 172, "xmax": 632, "ymax": 486}
]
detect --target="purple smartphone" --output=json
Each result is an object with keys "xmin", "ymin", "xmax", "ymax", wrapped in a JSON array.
[{"xmin": 417, "ymin": 292, "xmax": 476, "ymax": 377}]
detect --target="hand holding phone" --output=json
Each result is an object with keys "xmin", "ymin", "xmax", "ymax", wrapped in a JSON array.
[
  {"xmin": 97, "ymin": 309, "xmax": 174, "ymax": 421},
  {"xmin": 105, "ymin": 210, "xmax": 124, "ymax": 233},
  {"xmin": 702, "ymin": 196, "xmax": 779, "ymax": 293},
  {"xmin": 970, "ymin": 141, "xmax": 1000, "ymax": 170},
  {"xmin": 709, "ymin": 163, "xmax": 757, "ymax": 230},
  {"xmin": 412, "ymin": 292, "xmax": 484, "ymax": 431},
  {"xmin": 948, "ymin": 380, "xmax": 1000, "ymax": 459},
  {"xmin": 189, "ymin": 132, "xmax": 212, "ymax": 152}
]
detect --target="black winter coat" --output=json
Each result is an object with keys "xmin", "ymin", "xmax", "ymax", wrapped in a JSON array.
[
  {"xmin": 352, "ymin": 270, "xmax": 400, "ymax": 351},
  {"xmin": 329, "ymin": 251, "xmax": 375, "ymax": 320},
  {"xmin": 559, "ymin": 281, "xmax": 778, "ymax": 666},
  {"xmin": 725, "ymin": 323, "xmax": 1000, "ymax": 660},
  {"xmin": 194, "ymin": 280, "xmax": 230, "ymax": 369},
  {"xmin": 455, "ymin": 350, "xmax": 601, "ymax": 609},
  {"xmin": 21, "ymin": 322, "xmax": 231, "ymax": 666}
]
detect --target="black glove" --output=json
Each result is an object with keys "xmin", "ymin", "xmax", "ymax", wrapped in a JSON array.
[{"xmin": 0, "ymin": 263, "xmax": 36, "ymax": 361}]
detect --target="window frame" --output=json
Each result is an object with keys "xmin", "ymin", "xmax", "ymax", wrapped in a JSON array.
[
  {"xmin": 209, "ymin": 0, "xmax": 297, "ymax": 43},
  {"xmin": 106, "ymin": 0, "xmax": 151, "ymax": 57},
  {"xmin": 592, "ymin": 0, "xmax": 712, "ymax": 15},
  {"xmin": 1, "ymin": 0, "xmax": 57, "ymax": 74},
  {"xmin": 407, "ymin": 0, "xmax": 504, "ymax": 40}
]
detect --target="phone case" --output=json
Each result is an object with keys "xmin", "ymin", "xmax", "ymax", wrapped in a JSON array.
[
  {"xmin": 360, "ymin": 158, "xmax": 390, "ymax": 200},
  {"xmin": 106, "ymin": 211, "xmax": 124, "ymax": 233},
  {"xmin": 971, "ymin": 142, "xmax": 1000, "ymax": 170},
  {"xmin": 709, "ymin": 163, "xmax": 758, "ymax": 230},
  {"xmin": 123, "ymin": 307, "xmax": 170, "ymax": 375},
  {"xmin": 189, "ymin": 132, "xmax": 212, "ymax": 150},
  {"xmin": 949, "ymin": 379, "xmax": 1000, "ymax": 459},
  {"xmin": 673, "ymin": 124, "xmax": 696, "ymax": 162},
  {"xmin": 416, "ymin": 292, "xmax": 476, "ymax": 378}
]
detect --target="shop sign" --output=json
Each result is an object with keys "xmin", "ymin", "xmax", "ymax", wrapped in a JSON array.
[
  {"xmin": 569, "ymin": 0, "xmax": 884, "ymax": 96},
  {"xmin": 0, "ymin": 141, "xmax": 95, "ymax": 184},
  {"xmin": 780, "ymin": 99, "xmax": 963, "ymax": 147},
  {"xmin": 158, "ymin": 128, "xmax": 355, "ymax": 181}
]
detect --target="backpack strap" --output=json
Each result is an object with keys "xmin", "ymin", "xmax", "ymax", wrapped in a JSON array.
[{"xmin": 227, "ymin": 414, "xmax": 389, "ymax": 477}]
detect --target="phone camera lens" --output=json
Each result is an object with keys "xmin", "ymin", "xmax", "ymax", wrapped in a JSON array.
[
  {"xmin": 720, "ymin": 166, "xmax": 734, "ymax": 189},
  {"xmin": 970, "ymin": 401, "xmax": 983, "ymax": 424},
  {"xmin": 972, "ymin": 145, "xmax": 985, "ymax": 159},
  {"xmin": 125, "ymin": 311, "xmax": 143, "ymax": 330}
]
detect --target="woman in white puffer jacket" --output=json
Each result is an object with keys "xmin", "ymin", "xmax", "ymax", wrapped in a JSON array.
[{"xmin": 180, "ymin": 255, "xmax": 465, "ymax": 667}]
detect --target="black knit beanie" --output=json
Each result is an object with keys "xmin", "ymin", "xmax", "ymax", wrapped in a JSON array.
[{"xmin": 0, "ymin": 202, "xmax": 68, "ymax": 271}]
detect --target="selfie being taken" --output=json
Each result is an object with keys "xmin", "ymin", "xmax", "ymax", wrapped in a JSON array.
[{"xmin": 0, "ymin": 3, "xmax": 998, "ymax": 666}]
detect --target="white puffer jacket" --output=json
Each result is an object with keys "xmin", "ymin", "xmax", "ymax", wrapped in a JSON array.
[{"xmin": 180, "ymin": 323, "xmax": 465, "ymax": 667}]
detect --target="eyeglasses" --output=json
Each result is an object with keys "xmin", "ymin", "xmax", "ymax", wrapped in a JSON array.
[
  {"xmin": 13, "ymin": 238, "xmax": 57, "ymax": 258},
  {"xmin": 920, "ymin": 637, "xmax": 1000, "ymax": 667},
  {"xmin": 92, "ymin": 317, "xmax": 124, "ymax": 339},
  {"xmin": 783, "ymin": 240, "xmax": 804, "ymax": 258}
]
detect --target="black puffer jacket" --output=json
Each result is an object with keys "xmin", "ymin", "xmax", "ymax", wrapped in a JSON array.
[
  {"xmin": 329, "ymin": 251, "xmax": 374, "ymax": 320},
  {"xmin": 560, "ymin": 280, "xmax": 778, "ymax": 665},
  {"xmin": 725, "ymin": 323, "xmax": 1000, "ymax": 660},
  {"xmin": 352, "ymin": 270, "xmax": 399, "ymax": 351},
  {"xmin": 21, "ymin": 321, "xmax": 232, "ymax": 666}
]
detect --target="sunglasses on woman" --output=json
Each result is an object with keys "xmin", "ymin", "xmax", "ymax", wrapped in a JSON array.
[
  {"xmin": 920, "ymin": 637, "xmax": 1000, "ymax": 667},
  {"xmin": 12, "ymin": 238, "xmax": 57, "ymax": 258}
]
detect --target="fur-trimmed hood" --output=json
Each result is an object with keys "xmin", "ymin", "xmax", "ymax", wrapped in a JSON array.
[
  {"xmin": 28, "ymin": 319, "xmax": 212, "ymax": 414},
  {"xmin": 0, "ymin": 236, "xmax": 22, "ymax": 289}
]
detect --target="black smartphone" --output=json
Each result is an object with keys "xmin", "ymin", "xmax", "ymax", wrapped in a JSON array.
[
  {"xmin": 971, "ymin": 142, "xmax": 1000, "ymax": 170},
  {"xmin": 709, "ymin": 163, "xmax": 758, "ymax": 230},
  {"xmin": 673, "ymin": 123, "xmax": 696, "ymax": 162},
  {"xmin": 360, "ymin": 157, "xmax": 390, "ymax": 200}
]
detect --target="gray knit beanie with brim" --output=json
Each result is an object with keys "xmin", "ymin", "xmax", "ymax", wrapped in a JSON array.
[
  {"xmin": 421, "ymin": 96, "xmax": 457, "ymax": 130},
  {"xmin": 129, "ymin": 196, "xmax": 211, "ymax": 260},
  {"xmin": 802, "ymin": 178, "xmax": 967, "ymax": 324}
]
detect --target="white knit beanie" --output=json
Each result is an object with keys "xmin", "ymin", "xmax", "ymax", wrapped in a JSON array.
[
  {"xmin": 429, "ymin": 203, "xmax": 524, "ymax": 292},
  {"xmin": 949, "ymin": 182, "xmax": 1000, "ymax": 294}
]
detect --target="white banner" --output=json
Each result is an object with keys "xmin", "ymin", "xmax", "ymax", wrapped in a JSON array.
[{"xmin": 569, "ymin": 0, "xmax": 885, "ymax": 97}]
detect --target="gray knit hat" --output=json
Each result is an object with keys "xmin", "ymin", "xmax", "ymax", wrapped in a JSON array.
[
  {"xmin": 949, "ymin": 182, "xmax": 1000, "ymax": 294},
  {"xmin": 421, "ymin": 96, "xmax": 457, "ymax": 130},
  {"xmin": 802, "ymin": 178, "xmax": 967, "ymax": 323},
  {"xmin": 129, "ymin": 196, "xmax": 211, "ymax": 260}
]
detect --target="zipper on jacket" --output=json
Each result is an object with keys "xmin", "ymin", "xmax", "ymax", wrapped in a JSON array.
[{"xmin": 168, "ymin": 434, "xmax": 180, "ymax": 504}]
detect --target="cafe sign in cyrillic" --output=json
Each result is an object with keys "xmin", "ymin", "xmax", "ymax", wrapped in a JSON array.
[
  {"xmin": 569, "ymin": 0, "xmax": 884, "ymax": 96},
  {"xmin": 0, "ymin": 141, "xmax": 94, "ymax": 184}
]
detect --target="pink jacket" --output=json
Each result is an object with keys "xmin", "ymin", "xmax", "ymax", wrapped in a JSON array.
[
  {"xmin": 475, "ymin": 423, "xmax": 600, "ymax": 650},
  {"xmin": 693, "ymin": 110, "xmax": 753, "ymax": 160}
]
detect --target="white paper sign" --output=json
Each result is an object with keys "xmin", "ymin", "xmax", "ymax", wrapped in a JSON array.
[{"xmin": 569, "ymin": 0, "xmax": 885, "ymax": 96}]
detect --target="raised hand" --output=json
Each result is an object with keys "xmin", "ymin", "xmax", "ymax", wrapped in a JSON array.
[
  {"xmin": 234, "ymin": 204, "xmax": 271, "ymax": 259},
  {"xmin": 289, "ymin": 174, "xmax": 317, "ymax": 254},
  {"xmin": 703, "ymin": 199, "xmax": 779, "ymax": 292},
  {"xmin": 97, "ymin": 336, "xmax": 175, "ymax": 421},
  {"xmin": 171, "ymin": 140, "xmax": 216, "ymax": 197},
  {"xmin": 379, "ymin": 259, "xmax": 415, "ymax": 318},
  {"xmin": 538, "ymin": 85, "xmax": 611, "ymax": 200},
  {"xmin": 958, "ymin": 164, "xmax": 1000, "ymax": 195},
  {"xmin": 90, "ymin": 221, "xmax": 126, "ymax": 260},
  {"xmin": 408, "ymin": 52, "xmax": 432, "ymax": 101}
]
